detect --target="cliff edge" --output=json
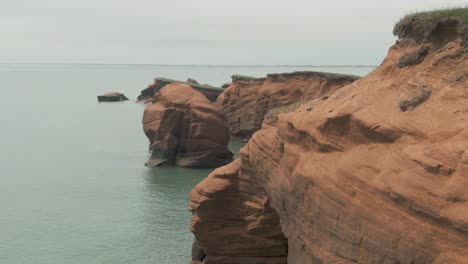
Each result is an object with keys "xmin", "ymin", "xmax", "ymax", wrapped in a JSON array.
[{"xmin": 190, "ymin": 8, "xmax": 468, "ymax": 263}]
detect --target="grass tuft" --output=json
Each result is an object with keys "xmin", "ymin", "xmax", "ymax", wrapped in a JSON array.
[
  {"xmin": 397, "ymin": 7, "xmax": 468, "ymax": 26},
  {"xmin": 394, "ymin": 7, "xmax": 468, "ymax": 42}
]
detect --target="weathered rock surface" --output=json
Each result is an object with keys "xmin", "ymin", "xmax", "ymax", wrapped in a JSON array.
[
  {"xmin": 138, "ymin": 78, "xmax": 223, "ymax": 103},
  {"xmin": 97, "ymin": 92, "xmax": 129, "ymax": 102},
  {"xmin": 143, "ymin": 83, "xmax": 232, "ymax": 168},
  {"xmin": 216, "ymin": 71, "xmax": 359, "ymax": 139},
  {"xmin": 190, "ymin": 159, "xmax": 288, "ymax": 264},
  {"xmin": 190, "ymin": 11, "xmax": 468, "ymax": 263}
]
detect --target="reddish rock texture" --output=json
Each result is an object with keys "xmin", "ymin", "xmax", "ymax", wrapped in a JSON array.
[
  {"xmin": 190, "ymin": 160, "xmax": 288, "ymax": 264},
  {"xmin": 138, "ymin": 78, "xmax": 223, "ymax": 103},
  {"xmin": 143, "ymin": 83, "xmax": 232, "ymax": 168},
  {"xmin": 216, "ymin": 72, "xmax": 359, "ymax": 139},
  {"xmin": 190, "ymin": 13, "xmax": 468, "ymax": 263}
]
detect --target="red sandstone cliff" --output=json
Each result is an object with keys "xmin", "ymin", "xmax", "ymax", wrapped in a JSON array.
[
  {"xmin": 143, "ymin": 83, "xmax": 232, "ymax": 168},
  {"xmin": 190, "ymin": 10, "xmax": 468, "ymax": 263},
  {"xmin": 216, "ymin": 72, "xmax": 358, "ymax": 139}
]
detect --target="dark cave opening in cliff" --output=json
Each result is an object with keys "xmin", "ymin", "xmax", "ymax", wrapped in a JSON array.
[{"xmin": 429, "ymin": 19, "xmax": 460, "ymax": 49}]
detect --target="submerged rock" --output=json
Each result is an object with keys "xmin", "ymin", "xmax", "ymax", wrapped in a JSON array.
[
  {"xmin": 190, "ymin": 9, "xmax": 468, "ymax": 264},
  {"xmin": 143, "ymin": 83, "xmax": 232, "ymax": 168},
  {"xmin": 97, "ymin": 92, "xmax": 129, "ymax": 102}
]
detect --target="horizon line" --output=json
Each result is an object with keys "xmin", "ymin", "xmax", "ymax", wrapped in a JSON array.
[{"xmin": 0, "ymin": 62, "xmax": 378, "ymax": 68}]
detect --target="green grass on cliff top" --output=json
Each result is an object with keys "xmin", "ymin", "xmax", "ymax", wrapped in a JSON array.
[
  {"xmin": 318, "ymin": 72, "xmax": 360, "ymax": 81},
  {"xmin": 155, "ymin": 77, "xmax": 224, "ymax": 91},
  {"xmin": 397, "ymin": 7, "xmax": 468, "ymax": 25},
  {"xmin": 232, "ymin": 71, "xmax": 360, "ymax": 82}
]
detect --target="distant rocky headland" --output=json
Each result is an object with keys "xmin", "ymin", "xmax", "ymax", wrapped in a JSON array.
[
  {"xmin": 217, "ymin": 71, "xmax": 359, "ymax": 139},
  {"xmin": 188, "ymin": 8, "xmax": 468, "ymax": 264}
]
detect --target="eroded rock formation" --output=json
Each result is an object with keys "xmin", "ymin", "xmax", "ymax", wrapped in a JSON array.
[
  {"xmin": 190, "ymin": 10, "xmax": 468, "ymax": 263},
  {"xmin": 216, "ymin": 72, "xmax": 359, "ymax": 139},
  {"xmin": 138, "ymin": 78, "xmax": 223, "ymax": 103},
  {"xmin": 143, "ymin": 83, "xmax": 232, "ymax": 168},
  {"xmin": 97, "ymin": 92, "xmax": 129, "ymax": 102}
]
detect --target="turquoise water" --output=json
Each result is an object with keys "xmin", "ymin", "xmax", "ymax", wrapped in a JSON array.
[{"xmin": 0, "ymin": 64, "xmax": 374, "ymax": 263}]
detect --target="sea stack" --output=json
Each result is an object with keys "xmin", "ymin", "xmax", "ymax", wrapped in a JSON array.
[
  {"xmin": 97, "ymin": 92, "xmax": 129, "ymax": 102},
  {"xmin": 216, "ymin": 71, "xmax": 359, "ymax": 139},
  {"xmin": 143, "ymin": 83, "xmax": 232, "ymax": 168},
  {"xmin": 190, "ymin": 9, "xmax": 468, "ymax": 264}
]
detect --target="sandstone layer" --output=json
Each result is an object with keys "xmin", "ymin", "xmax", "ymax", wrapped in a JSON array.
[
  {"xmin": 216, "ymin": 72, "xmax": 359, "ymax": 139},
  {"xmin": 138, "ymin": 77, "xmax": 223, "ymax": 103},
  {"xmin": 190, "ymin": 11, "xmax": 468, "ymax": 263},
  {"xmin": 143, "ymin": 83, "xmax": 232, "ymax": 168}
]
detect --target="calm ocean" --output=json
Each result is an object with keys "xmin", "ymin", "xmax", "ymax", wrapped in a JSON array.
[{"xmin": 0, "ymin": 64, "xmax": 374, "ymax": 264}]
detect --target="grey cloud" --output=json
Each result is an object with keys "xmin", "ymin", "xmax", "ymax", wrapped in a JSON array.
[{"xmin": 0, "ymin": 0, "xmax": 466, "ymax": 64}]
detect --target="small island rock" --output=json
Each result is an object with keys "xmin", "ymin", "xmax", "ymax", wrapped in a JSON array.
[{"xmin": 97, "ymin": 92, "xmax": 129, "ymax": 102}]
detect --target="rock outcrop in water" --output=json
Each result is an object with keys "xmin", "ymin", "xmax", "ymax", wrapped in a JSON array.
[
  {"xmin": 216, "ymin": 72, "xmax": 359, "ymax": 139},
  {"xmin": 190, "ymin": 9, "xmax": 468, "ymax": 263},
  {"xmin": 143, "ymin": 83, "xmax": 232, "ymax": 168},
  {"xmin": 138, "ymin": 78, "xmax": 223, "ymax": 103},
  {"xmin": 97, "ymin": 92, "xmax": 129, "ymax": 102}
]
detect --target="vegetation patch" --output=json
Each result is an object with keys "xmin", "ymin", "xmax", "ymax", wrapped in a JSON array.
[
  {"xmin": 394, "ymin": 7, "xmax": 468, "ymax": 45},
  {"xmin": 154, "ymin": 77, "xmax": 223, "ymax": 91},
  {"xmin": 231, "ymin": 75, "xmax": 267, "ymax": 82},
  {"xmin": 398, "ymin": 88, "xmax": 432, "ymax": 111},
  {"xmin": 398, "ymin": 8, "xmax": 468, "ymax": 26},
  {"xmin": 267, "ymin": 71, "xmax": 360, "ymax": 82},
  {"xmin": 397, "ymin": 47, "xmax": 429, "ymax": 68},
  {"xmin": 231, "ymin": 71, "xmax": 360, "ymax": 83}
]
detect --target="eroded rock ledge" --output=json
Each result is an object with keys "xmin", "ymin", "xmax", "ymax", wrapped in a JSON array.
[
  {"xmin": 216, "ymin": 71, "xmax": 359, "ymax": 139},
  {"xmin": 190, "ymin": 9, "xmax": 468, "ymax": 263},
  {"xmin": 143, "ymin": 83, "xmax": 232, "ymax": 168}
]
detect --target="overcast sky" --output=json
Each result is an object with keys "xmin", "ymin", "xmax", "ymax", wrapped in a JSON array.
[{"xmin": 0, "ymin": 0, "xmax": 466, "ymax": 65}]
